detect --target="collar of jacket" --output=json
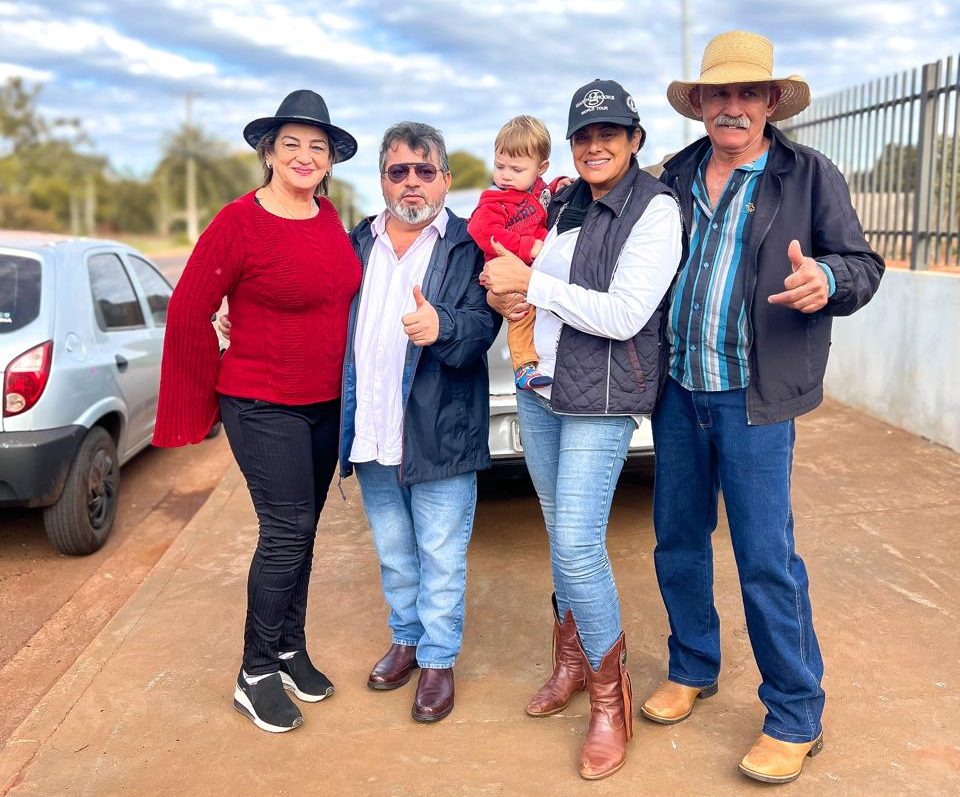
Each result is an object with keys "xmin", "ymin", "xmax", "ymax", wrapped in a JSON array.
[
  {"xmin": 663, "ymin": 123, "xmax": 798, "ymax": 178},
  {"xmin": 550, "ymin": 158, "xmax": 642, "ymax": 219}
]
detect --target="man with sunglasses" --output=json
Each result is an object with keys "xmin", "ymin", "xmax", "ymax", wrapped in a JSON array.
[{"xmin": 339, "ymin": 122, "xmax": 501, "ymax": 723}]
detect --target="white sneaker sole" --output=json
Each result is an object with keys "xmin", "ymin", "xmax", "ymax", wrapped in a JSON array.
[
  {"xmin": 233, "ymin": 685, "xmax": 302, "ymax": 733},
  {"xmin": 280, "ymin": 671, "xmax": 334, "ymax": 703}
]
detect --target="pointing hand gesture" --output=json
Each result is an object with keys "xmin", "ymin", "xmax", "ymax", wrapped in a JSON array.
[
  {"xmin": 402, "ymin": 285, "xmax": 440, "ymax": 346},
  {"xmin": 767, "ymin": 239, "xmax": 829, "ymax": 313}
]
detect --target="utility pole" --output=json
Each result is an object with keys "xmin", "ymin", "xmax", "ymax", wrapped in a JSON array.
[
  {"xmin": 185, "ymin": 93, "xmax": 199, "ymax": 243},
  {"xmin": 84, "ymin": 173, "xmax": 96, "ymax": 235}
]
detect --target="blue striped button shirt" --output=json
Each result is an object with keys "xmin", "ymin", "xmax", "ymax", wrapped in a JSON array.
[{"xmin": 667, "ymin": 148, "xmax": 768, "ymax": 391}]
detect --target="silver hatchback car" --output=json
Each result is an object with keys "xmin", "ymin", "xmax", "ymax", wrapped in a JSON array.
[{"xmin": 0, "ymin": 232, "xmax": 174, "ymax": 554}]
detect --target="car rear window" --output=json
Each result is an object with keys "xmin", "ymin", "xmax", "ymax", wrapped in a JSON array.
[{"xmin": 0, "ymin": 254, "xmax": 42, "ymax": 333}]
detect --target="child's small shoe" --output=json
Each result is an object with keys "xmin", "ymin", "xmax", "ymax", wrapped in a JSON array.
[{"xmin": 515, "ymin": 363, "xmax": 553, "ymax": 390}]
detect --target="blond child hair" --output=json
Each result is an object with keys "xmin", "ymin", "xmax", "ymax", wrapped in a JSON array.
[{"xmin": 494, "ymin": 115, "xmax": 551, "ymax": 163}]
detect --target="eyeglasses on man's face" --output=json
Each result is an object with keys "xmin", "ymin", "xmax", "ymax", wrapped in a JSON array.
[{"xmin": 382, "ymin": 162, "xmax": 443, "ymax": 183}]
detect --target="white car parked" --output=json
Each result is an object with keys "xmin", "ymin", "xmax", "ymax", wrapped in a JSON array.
[{"xmin": 0, "ymin": 232, "xmax": 176, "ymax": 554}]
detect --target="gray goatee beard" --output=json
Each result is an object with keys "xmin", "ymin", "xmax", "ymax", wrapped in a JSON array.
[
  {"xmin": 715, "ymin": 114, "xmax": 750, "ymax": 129},
  {"xmin": 389, "ymin": 198, "xmax": 444, "ymax": 225}
]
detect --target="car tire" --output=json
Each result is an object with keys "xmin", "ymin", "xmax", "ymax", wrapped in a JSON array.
[{"xmin": 43, "ymin": 426, "xmax": 120, "ymax": 556}]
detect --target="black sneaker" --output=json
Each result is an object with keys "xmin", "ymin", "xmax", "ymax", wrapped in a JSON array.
[
  {"xmin": 233, "ymin": 671, "xmax": 303, "ymax": 733},
  {"xmin": 278, "ymin": 651, "xmax": 335, "ymax": 703}
]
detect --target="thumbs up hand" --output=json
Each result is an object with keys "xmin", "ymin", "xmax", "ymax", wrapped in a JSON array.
[
  {"xmin": 767, "ymin": 239, "xmax": 830, "ymax": 313},
  {"xmin": 480, "ymin": 238, "xmax": 532, "ymax": 295},
  {"xmin": 402, "ymin": 285, "xmax": 440, "ymax": 346}
]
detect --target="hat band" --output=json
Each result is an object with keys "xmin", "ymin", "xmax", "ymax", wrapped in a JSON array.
[{"xmin": 695, "ymin": 61, "xmax": 777, "ymax": 85}]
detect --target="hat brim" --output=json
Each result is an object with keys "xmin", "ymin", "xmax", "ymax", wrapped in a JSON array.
[
  {"xmin": 666, "ymin": 73, "xmax": 810, "ymax": 122},
  {"xmin": 243, "ymin": 116, "xmax": 358, "ymax": 162}
]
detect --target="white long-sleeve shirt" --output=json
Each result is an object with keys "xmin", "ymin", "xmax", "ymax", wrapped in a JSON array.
[
  {"xmin": 349, "ymin": 208, "xmax": 448, "ymax": 466},
  {"xmin": 525, "ymin": 193, "xmax": 682, "ymax": 399}
]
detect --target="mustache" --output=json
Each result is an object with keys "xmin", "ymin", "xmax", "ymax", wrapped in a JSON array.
[
  {"xmin": 714, "ymin": 114, "xmax": 750, "ymax": 129},
  {"xmin": 401, "ymin": 190, "xmax": 427, "ymax": 200}
]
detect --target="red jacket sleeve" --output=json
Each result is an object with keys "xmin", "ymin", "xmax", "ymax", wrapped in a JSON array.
[
  {"xmin": 152, "ymin": 206, "xmax": 244, "ymax": 446},
  {"xmin": 467, "ymin": 192, "xmax": 542, "ymax": 265}
]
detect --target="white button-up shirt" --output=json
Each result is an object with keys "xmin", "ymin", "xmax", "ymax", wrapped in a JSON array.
[
  {"xmin": 526, "ymin": 193, "xmax": 682, "ymax": 400},
  {"xmin": 349, "ymin": 208, "xmax": 449, "ymax": 466}
]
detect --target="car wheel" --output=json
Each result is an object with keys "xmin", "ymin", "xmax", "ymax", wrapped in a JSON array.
[{"xmin": 43, "ymin": 426, "xmax": 120, "ymax": 555}]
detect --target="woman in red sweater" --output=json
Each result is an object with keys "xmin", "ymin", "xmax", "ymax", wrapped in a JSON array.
[{"xmin": 153, "ymin": 90, "xmax": 361, "ymax": 734}]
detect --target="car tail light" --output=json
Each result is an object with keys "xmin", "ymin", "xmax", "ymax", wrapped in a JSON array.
[{"xmin": 3, "ymin": 340, "xmax": 53, "ymax": 417}]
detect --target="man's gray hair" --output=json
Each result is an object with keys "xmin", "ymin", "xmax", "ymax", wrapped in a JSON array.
[{"xmin": 379, "ymin": 121, "xmax": 449, "ymax": 174}]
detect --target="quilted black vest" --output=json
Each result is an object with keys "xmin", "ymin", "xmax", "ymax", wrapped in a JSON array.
[{"xmin": 546, "ymin": 161, "xmax": 679, "ymax": 415}]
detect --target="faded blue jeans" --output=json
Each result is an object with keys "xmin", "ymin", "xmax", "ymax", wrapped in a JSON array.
[
  {"xmin": 516, "ymin": 389, "xmax": 634, "ymax": 670},
  {"xmin": 651, "ymin": 377, "xmax": 824, "ymax": 743},
  {"xmin": 354, "ymin": 462, "xmax": 476, "ymax": 669}
]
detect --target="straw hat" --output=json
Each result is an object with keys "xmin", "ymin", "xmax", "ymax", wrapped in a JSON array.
[{"xmin": 667, "ymin": 31, "xmax": 810, "ymax": 122}]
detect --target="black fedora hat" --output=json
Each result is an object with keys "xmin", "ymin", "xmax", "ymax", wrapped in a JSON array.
[{"xmin": 243, "ymin": 89, "xmax": 358, "ymax": 162}]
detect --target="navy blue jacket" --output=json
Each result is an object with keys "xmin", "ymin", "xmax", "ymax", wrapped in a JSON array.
[
  {"xmin": 339, "ymin": 211, "xmax": 502, "ymax": 485},
  {"xmin": 661, "ymin": 125, "xmax": 885, "ymax": 424}
]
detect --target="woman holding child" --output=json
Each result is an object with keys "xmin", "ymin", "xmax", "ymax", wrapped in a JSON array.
[{"xmin": 481, "ymin": 79, "xmax": 683, "ymax": 779}]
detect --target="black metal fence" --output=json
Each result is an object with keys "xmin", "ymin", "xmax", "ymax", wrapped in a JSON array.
[{"xmin": 780, "ymin": 54, "xmax": 960, "ymax": 269}]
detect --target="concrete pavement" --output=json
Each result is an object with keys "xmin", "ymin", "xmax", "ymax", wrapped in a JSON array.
[{"xmin": 2, "ymin": 400, "xmax": 959, "ymax": 796}]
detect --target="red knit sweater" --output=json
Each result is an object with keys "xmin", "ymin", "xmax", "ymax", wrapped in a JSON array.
[{"xmin": 152, "ymin": 190, "xmax": 361, "ymax": 447}]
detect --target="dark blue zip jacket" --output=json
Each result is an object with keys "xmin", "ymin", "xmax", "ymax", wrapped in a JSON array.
[
  {"xmin": 661, "ymin": 124, "xmax": 885, "ymax": 424},
  {"xmin": 339, "ymin": 210, "xmax": 502, "ymax": 486}
]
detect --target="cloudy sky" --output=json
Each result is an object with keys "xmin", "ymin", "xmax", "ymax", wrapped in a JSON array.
[{"xmin": 2, "ymin": 1, "xmax": 957, "ymax": 212}]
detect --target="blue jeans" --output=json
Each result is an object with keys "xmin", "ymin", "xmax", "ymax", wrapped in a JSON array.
[
  {"xmin": 354, "ymin": 462, "xmax": 476, "ymax": 669},
  {"xmin": 516, "ymin": 389, "xmax": 634, "ymax": 670},
  {"xmin": 651, "ymin": 377, "xmax": 824, "ymax": 743}
]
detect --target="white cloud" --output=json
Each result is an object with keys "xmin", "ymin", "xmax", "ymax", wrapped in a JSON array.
[
  {"xmin": 3, "ymin": 0, "xmax": 959, "ymax": 211},
  {"xmin": 0, "ymin": 18, "xmax": 217, "ymax": 80},
  {"xmin": 0, "ymin": 62, "xmax": 53, "ymax": 82}
]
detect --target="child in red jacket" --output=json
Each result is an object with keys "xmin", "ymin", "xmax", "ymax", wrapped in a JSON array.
[{"xmin": 468, "ymin": 116, "xmax": 565, "ymax": 389}]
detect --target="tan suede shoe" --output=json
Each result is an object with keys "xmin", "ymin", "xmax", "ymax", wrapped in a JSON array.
[
  {"xmin": 639, "ymin": 680, "xmax": 718, "ymax": 724},
  {"xmin": 738, "ymin": 733, "xmax": 824, "ymax": 783}
]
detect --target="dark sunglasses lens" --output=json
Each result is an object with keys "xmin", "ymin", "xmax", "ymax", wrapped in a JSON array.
[
  {"xmin": 413, "ymin": 164, "xmax": 438, "ymax": 182},
  {"xmin": 386, "ymin": 165, "xmax": 408, "ymax": 183}
]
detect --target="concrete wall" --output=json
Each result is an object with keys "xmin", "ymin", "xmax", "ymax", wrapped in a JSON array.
[{"xmin": 825, "ymin": 268, "xmax": 960, "ymax": 452}]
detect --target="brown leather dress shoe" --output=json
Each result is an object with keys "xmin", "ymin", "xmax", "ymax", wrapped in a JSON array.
[
  {"xmin": 639, "ymin": 679, "xmax": 718, "ymax": 724},
  {"xmin": 411, "ymin": 667, "xmax": 454, "ymax": 723},
  {"xmin": 367, "ymin": 643, "xmax": 418, "ymax": 690},
  {"xmin": 739, "ymin": 732, "xmax": 824, "ymax": 784}
]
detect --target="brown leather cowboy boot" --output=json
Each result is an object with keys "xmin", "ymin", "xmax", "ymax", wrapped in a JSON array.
[
  {"xmin": 579, "ymin": 633, "xmax": 633, "ymax": 780},
  {"xmin": 526, "ymin": 595, "xmax": 588, "ymax": 716}
]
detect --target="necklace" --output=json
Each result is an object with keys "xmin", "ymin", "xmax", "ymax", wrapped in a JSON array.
[{"xmin": 266, "ymin": 184, "xmax": 314, "ymax": 219}]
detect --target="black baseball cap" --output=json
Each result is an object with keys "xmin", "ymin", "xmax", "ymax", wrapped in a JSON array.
[{"xmin": 566, "ymin": 79, "xmax": 646, "ymax": 147}]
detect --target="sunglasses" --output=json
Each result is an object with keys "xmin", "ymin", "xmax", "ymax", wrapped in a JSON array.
[{"xmin": 383, "ymin": 162, "xmax": 442, "ymax": 183}]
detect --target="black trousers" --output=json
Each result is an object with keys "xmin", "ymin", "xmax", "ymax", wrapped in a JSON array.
[{"xmin": 219, "ymin": 395, "xmax": 340, "ymax": 675}]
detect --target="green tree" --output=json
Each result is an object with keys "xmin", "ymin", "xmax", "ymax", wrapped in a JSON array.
[
  {"xmin": 1, "ymin": 77, "xmax": 105, "ymax": 232},
  {"xmin": 99, "ymin": 178, "xmax": 158, "ymax": 234},
  {"xmin": 152, "ymin": 124, "xmax": 258, "ymax": 235},
  {"xmin": 0, "ymin": 77, "xmax": 45, "ymax": 154},
  {"xmin": 448, "ymin": 150, "xmax": 490, "ymax": 190},
  {"xmin": 328, "ymin": 179, "xmax": 362, "ymax": 229}
]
